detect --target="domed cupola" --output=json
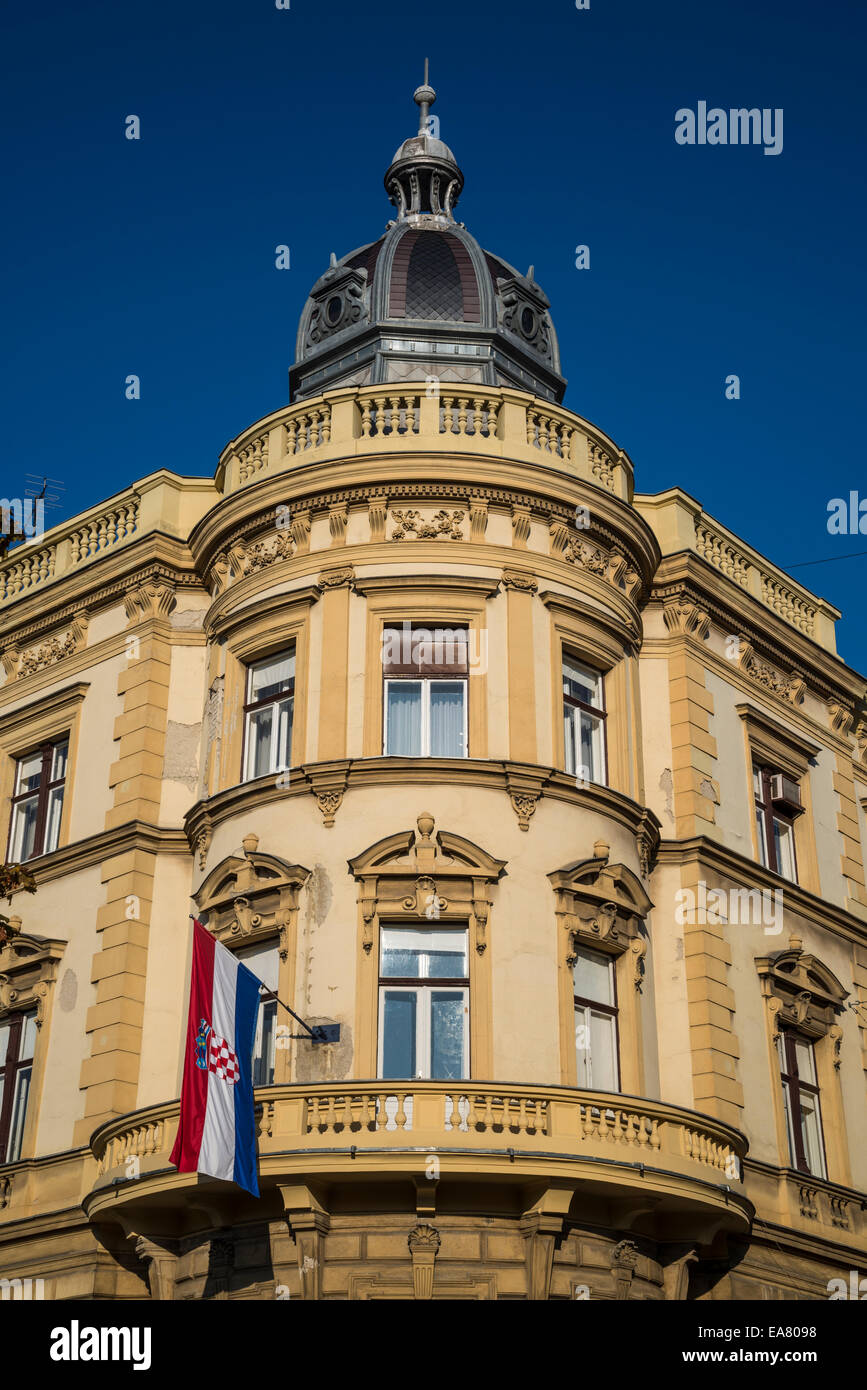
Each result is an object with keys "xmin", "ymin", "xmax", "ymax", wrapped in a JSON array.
[{"xmin": 291, "ymin": 67, "xmax": 566, "ymax": 404}]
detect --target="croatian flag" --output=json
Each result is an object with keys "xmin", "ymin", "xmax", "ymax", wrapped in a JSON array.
[{"xmin": 170, "ymin": 919, "xmax": 262, "ymax": 1197}]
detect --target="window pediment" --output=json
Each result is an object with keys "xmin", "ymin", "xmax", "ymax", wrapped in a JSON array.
[
  {"xmin": 194, "ymin": 833, "xmax": 310, "ymax": 960},
  {"xmin": 0, "ymin": 931, "xmax": 65, "ymax": 1024},
  {"xmin": 549, "ymin": 847, "xmax": 652, "ymax": 983},
  {"xmin": 756, "ymin": 940, "xmax": 848, "ymax": 1039},
  {"xmin": 349, "ymin": 813, "xmax": 506, "ymax": 956}
]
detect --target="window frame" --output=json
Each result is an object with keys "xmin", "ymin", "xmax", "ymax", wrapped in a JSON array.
[
  {"xmin": 0, "ymin": 1010, "xmax": 37, "ymax": 1164},
  {"xmin": 381, "ymin": 624, "xmax": 469, "ymax": 759},
  {"xmin": 377, "ymin": 926, "xmax": 470, "ymax": 1080},
  {"xmin": 777, "ymin": 1029, "xmax": 828, "ymax": 1178},
  {"xmin": 572, "ymin": 944, "xmax": 621, "ymax": 1093},
  {"xmin": 754, "ymin": 764, "xmax": 799, "ymax": 882},
  {"xmin": 562, "ymin": 654, "xmax": 607, "ymax": 786},
  {"xmin": 6, "ymin": 737, "xmax": 69, "ymax": 863},
  {"xmin": 241, "ymin": 648, "xmax": 295, "ymax": 782}
]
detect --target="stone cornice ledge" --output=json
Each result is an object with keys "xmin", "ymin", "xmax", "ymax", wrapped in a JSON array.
[
  {"xmin": 22, "ymin": 822, "xmax": 191, "ymax": 887},
  {"xmin": 657, "ymin": 835, "xmax": 867, "ymax": 945}
]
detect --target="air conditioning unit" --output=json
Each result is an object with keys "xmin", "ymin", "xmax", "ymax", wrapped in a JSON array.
[{"xmin": 770, "ymin": 773, "xmax": 802, "ymax": 815}]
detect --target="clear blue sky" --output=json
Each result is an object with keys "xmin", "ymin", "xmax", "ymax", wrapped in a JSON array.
[{"xmin": 3, "ymin": 0, "xmax": 865, "ymax": 672}]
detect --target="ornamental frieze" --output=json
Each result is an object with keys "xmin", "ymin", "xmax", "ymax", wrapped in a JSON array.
[
  {"xmin": 737, "ymin": 637, "xmax": 805, "ymax": 706},
  {"xmin": 1, "ymin": 613, "xmax": 89, "ymax": 682},
  {"xmin": 390, "ymin": 508, "xmax": 465, "ymax": 540},
  {"xmin": 209, "ymin": 530, "xmax": 295, "ymax": 594}
]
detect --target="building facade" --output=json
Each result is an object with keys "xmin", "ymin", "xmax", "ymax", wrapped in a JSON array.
[{"xmin": 1, "ymin": 80, "xmax": 866, "ymax": 1301}]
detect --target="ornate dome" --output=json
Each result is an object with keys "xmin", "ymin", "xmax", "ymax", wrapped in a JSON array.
[{"xmin": 291, "ymin": 69, "xmax": 565, "ymax": 404}]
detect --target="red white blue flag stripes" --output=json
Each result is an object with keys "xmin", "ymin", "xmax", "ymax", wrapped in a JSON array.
[{"xmin": 170, "ymin": 919, "xmax": 262, "ymax": 1197}]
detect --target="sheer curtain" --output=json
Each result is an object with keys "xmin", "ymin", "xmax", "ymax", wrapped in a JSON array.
[
  {"xmin": 430, "ymin": 681, "xmax": 464, "ymax": 756},
  {"xmin": 386, "ymin": 682, "xmax": 422, "ymax": 754}
]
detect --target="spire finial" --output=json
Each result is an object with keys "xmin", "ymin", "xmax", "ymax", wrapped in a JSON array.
[{"xmin": 413, "ymin": 58, "xmax": 436, "ymax": 136}]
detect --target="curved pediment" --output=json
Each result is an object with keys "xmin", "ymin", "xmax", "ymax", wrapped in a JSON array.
[
  {"xmin": 547, "ymin": 854, "xmax": 653, "ymax": 918},
  {"xmin": 349, "ymin": 814, "xmax": 506, "ymax": 881}
]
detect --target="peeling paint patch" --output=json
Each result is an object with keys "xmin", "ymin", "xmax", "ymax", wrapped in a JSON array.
[
  {"xmin": 170, "ymin": 608, "xmax": 205, "ymax": 631},
  {"xmin": 58, "ymin": 969, "xmax": 78, "ymax": 1012},
  {"xmin": 659, "ymin": 768, "xmax": 674, "ymax": 823},
  {"xmin": 295, "ymin": 1020, "xmax": 352, "ymax": 1082},
  {"xmin": 307, "ymin": 864, "xmax": 333, "ymax": 927},
  {"xmin": 164, "ymin": 721, "xmax": 201, "ymax": 790}
]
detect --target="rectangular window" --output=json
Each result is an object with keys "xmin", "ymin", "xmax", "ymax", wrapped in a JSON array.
[
  {"xmin": 378, "ymin": 927, "xmax": 469, "ymax": 1080},
  {"xmin": 0, "ymin": 1012, "xmax": 37, "ymax": 1163},
  {"xmin": 243, "ymin": 650, "xmax": 295, "ymax": 781},
  {"xmin": 573, "ymin": 945, "xmax": 619, "ymax": 1092},
  {"xmin": 383, "ymin": 626, "xmax": 468, "ymax": 758},
  {"xmin": 754, "ymin": 765, "xmax": 799, "ymax": 882},
  {"xmin": 236, "ymin": 942, "xmax": 279, "ymax": 1087},
  {"xmin": 563, "ymin": 656, "xmax": 606, "ymax": 785},
  {"xmin": 8, "ymin": 738, "xmax": 68, "ymax": 862},
  {"xmin": 777, "ymin": 1032, "xmax": 827, "ymax": 1178}
]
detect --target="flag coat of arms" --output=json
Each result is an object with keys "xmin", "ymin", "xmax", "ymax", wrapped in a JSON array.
[{"xmin": 170, "ymin": 919, "xmax": 262, "ymax": 1196}]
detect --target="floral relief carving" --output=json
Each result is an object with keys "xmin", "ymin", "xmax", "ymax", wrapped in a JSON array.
[
  {"xmin": 737, "ymin": 638, "xmax": 806, "ymax": 705},
  {"xmin": 5, "ymin": 614, "xmax": 89, "ymax": 681},
  {"xmin": 390, "ymin": 508, "xmax": 465, "ymax": 541},
  {"xmin": 210, "ymin": 531, "xmax": 295, "ymax": 593}
]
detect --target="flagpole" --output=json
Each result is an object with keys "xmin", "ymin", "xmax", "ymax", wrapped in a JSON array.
[{"xmin": 188, "ymin": 915, "xmax": 337, "ymax": 1043}]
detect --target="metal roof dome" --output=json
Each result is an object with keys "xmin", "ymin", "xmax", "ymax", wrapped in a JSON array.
[{"xmin": 290, "ymin": 66, "xmax": 566, "ymax": 404}]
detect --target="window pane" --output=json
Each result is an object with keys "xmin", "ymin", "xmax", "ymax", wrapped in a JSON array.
[
  {"xmin": 0, "ymin": 1021, "xmax": 9, "ymax": 1068},
  {"xmin": 429, "ymin": 682, "xmax": 465, "ymax": 757},
  {"xmin": 51, "ymin": 740, "xmax": 69, "ymax": 783},
  {"xmin": 563, "ymin": 658, "xmax": 601, "ymax": 707},
  {"xmin": 580, "ymin": 711, "xmax": 605, "ymax": 783},
  {"xmin": 19, "ymin": 1014, "xmax": 37, "ymax": 1062},
  {"xmin": 564, "ymin": 706, "xmax": 577, "ymax": 775},
  {"xmin": 8, "ymin": 1065, "xmax": 32, "ymax": 1162},
  {"xmin": 799, "ymin": 1091, "xmax": 826, "ymax": 1178},
  {"xmin": 573, "ymin": 947, "xmax": 614, "ymax": 1006},
  {"xmin": 385, "ymin": 682, "xmax": 422, "ymax": 755},
  {"xmin": 381, "ymin": 929, "xmax": 468, "ymax": 979},
  {"xmin": 249, "ymin": 651, "xmax": 295, "ymax": 703},
  {"xmin": 381, "ymin": 990, "xmax": 417, "ymax": 1077},
  {"xmin": 274, "ymin": 696, "xmax": 293, "ymax": 771},
  {"xmin": 753, "ymin": 767, "xmax": 763, "ymax": 800},
  {"xmin": 252, "ymin": 999, "xmax": 277, "ymax": 1087},
  {"xmin": 245, "ymin": 706, "xmax": 275, "ymax": 779},
  {"xmin": 575, "ymin": 1004, "xmax": 591, "ymax": 1086},
  {"xmin": 236, "ymin": 943, "xmax": 279, "ymax": 993},
  {"xmin": 793, "ymin": 1037, "xmax": 818, "ymax": 1085},
  {"xmin": 773, "ymin": 818, "xmax": 796, "ymax": 881},
  {"xmin": 588, "ymin": 1011, "xmax": 618, "ymax": 1091},
  {"xmin": 44, "ymin": 786, "xmax": 64, "ymax": 854},
  {"xmin": 430, "ymin": 991, "xmax": 465, "ymax": 1080},
  {"xmin": 756, "ymin": 808, "xmax": 769, "ymax": 867},
  {"xmin": 10, "ymin": 796, "xmax": 39, "ymax": 862},
  {"xmin": 15, "ymin": 751, "xmax": 43, "ymax": 795},
  {"xmin": 781, "ymin": 1076, "xmax": 797, "ymax": 1164}
]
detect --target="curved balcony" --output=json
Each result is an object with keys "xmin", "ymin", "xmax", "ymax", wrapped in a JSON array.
[{"xmin": 85, "ymin": 1081, "xmax": 752, "ymax": 1244}]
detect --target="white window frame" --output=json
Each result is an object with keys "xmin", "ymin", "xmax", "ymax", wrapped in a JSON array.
[
  {"xmin": 383, "ymin": 677, "xmax": 468, "ymax": 758},
  {"xmin": 562, "ymin": 657, "xmax": 606, "ymax": 785},
  {"xmin": 573, "ymin": 946, "xmax": 620, "ymax": 1092},
  {"xmin": 243, "ymin": 651, "xmax": 294, "ymax": 782}
]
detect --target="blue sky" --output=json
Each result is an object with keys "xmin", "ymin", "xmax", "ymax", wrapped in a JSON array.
[{"xmin": 3, "ymin": 0, "xmax": 865, "ymax": 671}]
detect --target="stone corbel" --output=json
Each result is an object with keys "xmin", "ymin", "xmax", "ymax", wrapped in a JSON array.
[
  {"xmin": 360, "ymin": 882, "xmax": 377, "ymax": 954},
  {"xmin": 279, "ymin": 1184, "xmax": 330, "ymax": 1301},
  {"xmin": 1, "ymin": 645, "xmax": 21, "ymax": 680},
  {"xmin": 309, "ymin": 764, "xmax": 350, "ymax": 826},
  {"xmin": 505, "ymin": 768, "xmax": 548, "ymax": 832},
  {"xmin": 368, "ymin": 494, "xmax": 388, "ymax": 544},
  {"xmin": 128, "ymin": 1233, "xmax": 177, "ymax": 1302},
  {"xmin": 468, "ymin": 496, "xmax": 488, "ymax": 542},
  {"xmin": 829, "ymin": 1023, "xmax": 843, "ymax": 1070},
  {"xmin": 630, "ymin": 936, "xmax": 647, "ymax": 992},
  {"xmin": 547, "ymin": 516, "xmax": 570, "ymax": 557},
  {"xmin": 328, "ymin": 505, "xmax": 348, "ymax": 548},
  {"xmin": 662, "ymin": 1247, "xmax": 698, "ymax": 1301},
  {"xmin": 520, "ymin": 1187, "xmax": 573, "ymax": 1300},
  {"xmin": 606, "ymin": 548, "xmax": 629, "ymax": 591},
  {"xmin": 471, "ymin": 882, "xmax": 489, "ymax": 955},
  {"xmin": 828, "ymin": 701, "xmax": 855, "ymax": 737},
  {"xmin": 124, "ymin": 579, "xmax": 177, "ymax": 627},
  {"xmin": 317, "ymin": 566, "xmax": 355, "ymax": 592},
  {"xmin": 663, "ymin": 597, "xmax": 710, "ymax": 640},
  {"xmin": 501, "ymin": 568, "xmax": 538, "ymax": 594},
  {"xmin": 510, "ymin": 505, "xmax": 531, "ymax": 549},
  {"xmin": 194, "ymin": 817, "xmax": 212, "ymax": 872},
  {"xmin": 408, "ymin": 1223, "xmax": 441, "ymax": 1300},
  {"xmin": 291, "ymin": 509, "xmax": 311, "ymax": 555},
  {"xmin": 611, "ymin": 1239, "xmax": 640, "ymax": 1300}
]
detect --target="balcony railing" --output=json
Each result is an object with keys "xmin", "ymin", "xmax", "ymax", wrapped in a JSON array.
[
  {"xmin": 215, "ymin": 385, "xmax": 633, "ymax": 502},
  {"xmin": 85, "ymin": 1080, "xmax": 750, "ymax": 1238}
]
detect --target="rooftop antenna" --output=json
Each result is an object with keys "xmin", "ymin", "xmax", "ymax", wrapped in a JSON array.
[{"xmin": 414, "ymin": 57, "xmax": 435, "ymax": 135}]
